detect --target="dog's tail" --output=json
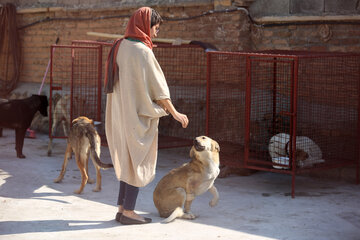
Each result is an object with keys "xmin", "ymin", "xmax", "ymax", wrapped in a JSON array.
[
  {"xmin": 162, "ymin": 207, "xmax": 184, "ymax": 223},
  {"xmin": 86, "ymin": 131, "xmax": 113, "ymax": 169}
]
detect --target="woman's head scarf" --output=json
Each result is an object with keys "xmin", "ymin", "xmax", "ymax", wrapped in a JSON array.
[
  {"xmin": 104, "ymin": 7, "xmax": 154, "ymax": 93},
  {"xmin": 125, "ymin": 7, "xmax": 153, "ymax": 49}
]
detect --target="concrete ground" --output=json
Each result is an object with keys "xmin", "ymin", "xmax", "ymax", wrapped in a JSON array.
[{"xmin": 0, "ymin": 128, "xmax": 359, "ymax": 240}]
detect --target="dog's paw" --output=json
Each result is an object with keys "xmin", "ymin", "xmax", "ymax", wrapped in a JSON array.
[
  {"xmin": 92, "ymin": 187, "xmax": 101, "ymax": 192},
  {"xmin": 209, "ymin": 198, "xmax": 218, "ymax": 207},
  {"xmin": 17, "ymin": 154, "xmax": 26, "ymax": 158},
  {"xmin": 53, "ymin": 178, "xmax": 62, "ymax": 183},
  {"xmin": 87, "ymin": 178, "xmax": 95, "ymax": 184},
  {"xmin": 74, "ymin": 189, "xmax": 83, "ymax": 194},
  {"xmin": 182, "ymin": 212, "xmax": 196, "ymax": 220}
]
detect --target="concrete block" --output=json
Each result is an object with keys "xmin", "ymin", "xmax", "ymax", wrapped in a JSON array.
[
  {"xmin": 290, "ymin": 0, "xmax": 324, "ymax": 14},
  {"xmin": 325, "ymin": 0, "xmax": 360, "ymax": 14},
  {"xmin": 249, "ymin": 0, "xmax": 290, "ymax": 18}
]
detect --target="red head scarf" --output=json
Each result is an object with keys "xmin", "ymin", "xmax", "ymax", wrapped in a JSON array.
[
  {"xmin": 124, "ymin": 7, "xmax": 153, "ymax": 50},
  {"xmin": 104, "ymin": 7, "xmax": 153, "ymax": 92}
]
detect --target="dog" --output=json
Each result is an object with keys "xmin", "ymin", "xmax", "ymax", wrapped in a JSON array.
[
  {"xmin": 53, "ymin": 116, "xmax": 113, "ymax": 194},
  {"xmin": 47, "ymin": 94, "xmax": 70, "ymax": 156},
  {"xmin": 268, "ymin": 133, "xmax": 325, "ymax": 168},
  {"xmin": 0, "ymin": 95, "xmax": 48, "ymax": 158},
  {"xmin": 153, "ymin": 136, "xmax": 220, "ymax": 223}
]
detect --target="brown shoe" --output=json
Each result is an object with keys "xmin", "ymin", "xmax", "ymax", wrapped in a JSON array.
[
  {"xmin": 115, "ymin": 212, "xmax": 122, "ymax": 222},
  {"xmin": 120, "ymin": 215, "xmax": 152, "ymax": 225}
]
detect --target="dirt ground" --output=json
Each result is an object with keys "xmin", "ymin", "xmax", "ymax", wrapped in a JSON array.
[{"xmin": 0, "ymin": 128, "xmax": 360, "ymax": 240}]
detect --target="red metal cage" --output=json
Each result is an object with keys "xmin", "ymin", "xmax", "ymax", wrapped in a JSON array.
[
  {"xmin": 154, "ymin": 43, "xmax": 209, "ymax": 148},
  {"xmin": 49, "ymin": 44, "xmax": 103, "ymax": 140},
  {"xmin": 71, "ymin": 40, "xmax": 112, "ymax": 139},
  {"xmin": 49, "ymin": 41, "xmax": 210, "ymax": 149},
  {"xmin": 207, "ymin": 50, "xmax": 360, "ymax": 197},
  {"xmin": 49, "ymin": 41, "xmax": 359, "ymax": 197}
]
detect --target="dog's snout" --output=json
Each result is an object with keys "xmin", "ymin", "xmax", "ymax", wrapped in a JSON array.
[{"xmin": 193, "ymin": 138, "xmax": 206, "ymax": 151}]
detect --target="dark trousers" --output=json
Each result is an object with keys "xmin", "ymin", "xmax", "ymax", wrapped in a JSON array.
[{"xmin": 117, "ymin": 181, "xmax": 139, "ymax": 210}]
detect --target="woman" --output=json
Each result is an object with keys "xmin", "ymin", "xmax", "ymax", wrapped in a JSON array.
[{"xmin": 105, "ymin": 7, "xmax": 189, "ymax": 225}]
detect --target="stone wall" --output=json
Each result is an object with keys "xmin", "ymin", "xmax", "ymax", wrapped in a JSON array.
[
  {"xmin": 251, "ymin": 24, "xmax": 360, "ymax": 52},
  {"xmin": 249, "ymin": 0, "xmax": 360, "ymax": 52}
]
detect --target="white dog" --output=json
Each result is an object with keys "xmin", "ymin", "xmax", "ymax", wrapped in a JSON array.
[
  {"xmin": 47, "ymin": 94, "xmax": 70, "ymax": 156},
  {"xmin": 269, "ymin": 133, "xmax": 325, "ymax": 168}
]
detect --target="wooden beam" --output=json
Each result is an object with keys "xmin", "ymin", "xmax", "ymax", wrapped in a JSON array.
[
  {"xmin": 17, "ymin": 7, "xmax": 64, "ymax": 14},
  {"xmin": 87, "ymin": 31, "xmax": 192, "ymax": 45},
  {"xmin": 233, "ymin": 0, "xmax": 255, "ymax": 7},
  {"xmin": 253, "ymin": 15, "xmax": 360, "ymax": 24}
]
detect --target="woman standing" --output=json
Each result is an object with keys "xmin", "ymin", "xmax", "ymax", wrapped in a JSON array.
[{"xmin": 105, "ymin": 7, "xmax": 188, "ymax": 225}]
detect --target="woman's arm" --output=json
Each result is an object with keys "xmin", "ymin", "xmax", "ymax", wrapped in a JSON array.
[{"xmin": 156, "ymin": 99, "xmax": 189, "ymax": 128}]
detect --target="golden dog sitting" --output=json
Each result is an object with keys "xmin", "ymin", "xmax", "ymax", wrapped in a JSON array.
[{"xmin": 153, "ymin": 136, "xmax": 220, "ymax": 223}]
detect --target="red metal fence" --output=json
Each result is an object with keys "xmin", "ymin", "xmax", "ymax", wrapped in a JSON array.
[
  {"xmin": 49, "ymin": 44, "xmax": 102, "ymax": 140},
  {"xmin": 154, "ymin": 43, "xmax": 208, "ymax": 148},
  {"xmin": 207, "ymin": 50, "xmax": 360, "ymax": 197},
  {"xmin": 49, "ymin": 41, "xmax": 359, "ymax": 197},
  {"xmin": 71, "ymin": 40, "xmax": 112, "ymax": 139},
  {"xmin": 206, "ymin": 52, "xmax": 247, "ymax": 167},
  {"xmin": 49, "ymin": 41, "xmax": 209, "ymax": 149}
]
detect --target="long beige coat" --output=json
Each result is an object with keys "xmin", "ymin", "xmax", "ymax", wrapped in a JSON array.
[{"xmin": 105, "ymin": 39, "xmax": 169, "ymax": 187}]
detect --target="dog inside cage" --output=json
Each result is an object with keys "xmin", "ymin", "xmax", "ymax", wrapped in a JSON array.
[{"xmin": 268, "ymin": 132, "xmax": 325, "ymax": 169}]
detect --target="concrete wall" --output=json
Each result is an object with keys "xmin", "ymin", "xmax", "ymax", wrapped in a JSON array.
[
  {"xmin": 249, "ymin": 0, "xmax": 360, "ymax": 52},
  {"xmin": 249, "ymin": 0, "xmax": 360, "ymax": 17}
]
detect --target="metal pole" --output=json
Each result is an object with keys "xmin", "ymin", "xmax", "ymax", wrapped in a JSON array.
[
  {"xmin": 244, "ymin": 55, "xmax": 251, "ymax": 167},
  {"xmin": 291, "ymin": 56, "xmax": 299, "ymax": 198},
  {"xmin": 205, "ymin": 52, "xmax": 211, "ymax": 136}
]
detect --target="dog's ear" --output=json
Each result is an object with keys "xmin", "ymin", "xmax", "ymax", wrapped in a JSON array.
[
  {"xmin": 212, "ymin": 141, "xmax": 220, "ymax": 152},
  {"xmin": 190, "ymin": 147, "xmax": 196, "ymax": 160}
]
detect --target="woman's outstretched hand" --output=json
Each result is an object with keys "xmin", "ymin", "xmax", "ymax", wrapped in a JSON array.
[
  {"xmin": 172, "ymin": 111, "xmax": 189, "ymax": 128},
  {"xmin": 156, "ymin": 99, "xmax": 189, "ymax": 128}
]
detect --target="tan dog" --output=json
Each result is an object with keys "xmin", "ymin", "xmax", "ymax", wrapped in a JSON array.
[
  {"xmin": 54, "ymin": 116, "xmax": 113, "ymax": 194},
  {"xmin": 153, "ymin": 136, "xmax": 220, "ymax": 223}
]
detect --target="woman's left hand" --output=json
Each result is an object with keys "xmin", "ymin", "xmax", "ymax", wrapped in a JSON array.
[{"xmin": 172, "ymin": 111, "xmax": 189, "ymax": 128}]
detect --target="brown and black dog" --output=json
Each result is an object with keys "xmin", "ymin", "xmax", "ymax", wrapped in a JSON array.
[
  {"xmin": 0, "ymin": 95, "xmax": 48, "ymax": 158},
  {"xmin": 54, "ymin": 116, "xmax": 113, "ymax": 194}
]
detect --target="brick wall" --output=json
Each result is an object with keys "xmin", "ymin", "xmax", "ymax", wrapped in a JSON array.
[{"xmin": 16, "ymin": 3, "xmax": 251, "ymax": 84}]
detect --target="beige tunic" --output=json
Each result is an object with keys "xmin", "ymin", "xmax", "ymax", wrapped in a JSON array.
[{"xmin": 105, "ymin": 39, "xmax": 169, "ymax": 187}]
